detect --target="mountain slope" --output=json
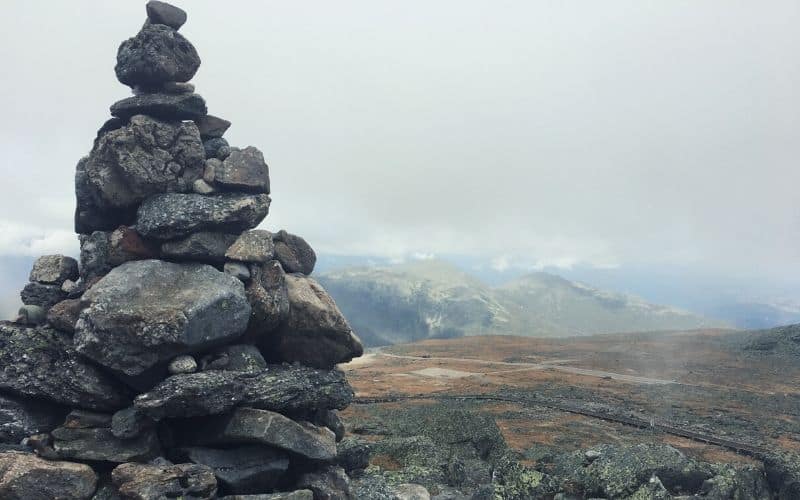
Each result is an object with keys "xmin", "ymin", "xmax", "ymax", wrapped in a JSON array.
[{"xmin": 318, "ymin": 259, "xmax": 726, "ymax": 346}]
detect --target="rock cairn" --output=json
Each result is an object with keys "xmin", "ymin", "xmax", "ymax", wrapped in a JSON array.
[{"xmin": 3, "ymin": 2, "xmax": 364, "ymax": 499}]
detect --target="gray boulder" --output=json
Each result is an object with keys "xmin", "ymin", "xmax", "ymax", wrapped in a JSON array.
[
  {"xmin": 84, "ymin": 115, "xmax": 205, "ymax": 211},
  {"xmin": 146, "ymin": 0, "xmax": 187, "ymax": 30},
  {"xmin": 136, "ymin": 193, "xmax": 270, "ymax": 240},
  {"xmin": 175, "ymin": 446, "xmax": 289, "ymax": 495},
  {"xmin": 161, "ymin": 232, "xmax": 239, "ymax": 263},
  {"xmin": 115, "ymin": 23, "xmax": 200, "ymax": 87},
  {"xmin": 195, "ymin": 114, "xmax": 231, "ymax": 139},
  {"xmin": 52, "ymin": 410, "xmax": 160, "ymax": 463},
  {"xmin": 0, "ymin": 393, "xmax": 66, "ymax": 444},
  {"xmin": 0, "ymin": 450, "xmax": 97, "ymax": 500},
  {"xmin": 269, "ymin": 274, "xmax": 363, "ymax": 368},
  {"xmin": 297, "ymin": 465, "xmax": 353, "ymax": 500},
  {"xmin": 177, "ymin": 407, "xmax": 337, "ymax": 461},
  {"xmin": 226, "ymin": 230, "xmax": 274, "ymax": 263},
  {"xmin": 273, "ymin": 230, "xmax": 316, "ymax": 275},
  {"xmin": 0, "ymin": 322, "xmax": 130, "ymax": 411},
  {"xmin": 29, "ymin": 255, "xmax": 79, "ymax": 285},
  {"xmin": 214, "ymin": 147, "xmax": 270, "ymax": 193},
  {"xmin": 20, "ymin": 282, "xmax": 66, "ymax": 309},
  {"xmin": 134, "ymin": 364, "xmax": 353, "ymax": 419},
  {"xmin": 112, "ymin": 461, "xmax": 217, "ymax": 500},
  {"xmin": 244, "ymin": 260, "xmax": 289, "ymax": 340},
  {"xmin": 110, "ymin": 92, "xmax": 207, "ymax": 121},
  {"xmin": 74, "ymin": 260, "xmax": 250, "ymax": 376}
]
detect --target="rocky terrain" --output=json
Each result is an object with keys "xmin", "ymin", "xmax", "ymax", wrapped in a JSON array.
[
  {"xmin": 338, "ymin": 326, "xmax": 800, "ymax": 499},
  {"xmin": 318, "ymin": 260, "xmax": 723, "ymax": 346},
  {"xmin": 1, "ymin": 2, "xmax": 369, "ymax": 498}
]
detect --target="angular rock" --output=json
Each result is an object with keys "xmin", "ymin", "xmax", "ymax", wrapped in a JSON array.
[
  {"xmin": 226, "ymin": 230, "xmax": 274, "ymax": 263},
  {"xmin": 14, "ymin": 305, "xmax": 46, "ymax": 326},
  {"xmin": 134, "ymin": 364, "xmax": 352, "ymax": 419},
  {"xmin": 201, "ymin": 344, "xmax": 266, "ymax": 373},
  {"xmin": 146, "ymin": 0, "xmax": 187, "ymax": 30},
  {"xmin": 177, "ymin": 407, "xmax": 337, "ymax": 461},
  {"xmin": 0, "ymin": 322, "xmax": 129, "ymax": 410},
  {"xmin": 20, "ymin": 282, "xmax": 66, "ymax": 309},
  {"xmin": 193, "ymin": 178, "xmax": 216, "ymax": 194},
  {"xmin": 111, "ymin": 407, "xmax": 155, "ymax": 439},
  {"xmin": 204, "ymin": 137, "xmax": 230, "ymax": 160},
  {"xmin": 196, "ymin": 115, "xmax": 231, "ymax": 139},
  {"xmin": 214, "ymin": 147, "xmax": 270, "ymax": 193},
  {"xmin": 244, "ymin": 260, "xmax": 289, "ymax": 340},
  {"xmin": 115, "ymin": 23, "xmax": 200, "ymax": 87},
  {"xmin": 74, "ymin": 260, "xmax": 250, "ymax": 376},
  {"xmin": 110, "ymin": 92, "xmax": 207, "ymax": 121},
  {"xmin": 46, "ymin": 298, "xmax": 83, "ymax": 333},
  {"xmin": 79, "ymin": 231, "xmax": 113, "ymax": 280},
  {"xmin": 336, "ymin": 438, "xmax": 370, "ymax": 473},
  {"xmin": 112, "ymin": 462, "xmax": 217, "ymax": 500},
  {"xmin": 273, "ymin": 230, "xmax": 316, "ymax": 275},
  {"xmin": 75, "ymin": 156, "xmax": 135, "ymax": 234},
  {"xmin": 108, "ymin": 226, "xmax": 159, "ymax": 266},
  {"xmin": 224, "ymin": 261, "xmax": 251, "ymax": 281},
  {"xmin": 168, "ymin": 355, "xmax": 198, "ymax": 374},
  {"xmin": 136, "ymin": 193, "xmax": 270, "ymax": 240},
  {"xmin": 29, "ymin": 255, "xmax": 79, "ymax": 285},
  {"xmin": 175, "ymin": 446, "xmax": 289, "ymax": 495},
  {"xmin": 52, "ymin": 410, "xmax": 160, "ymax": 463},
  {"xmin": 161, "ymin": 232, "xmax": 239, "ymax": 263},
  {"xmin": 316, "ymin": 409, "xmax": 346, "ymax": 442},
  {"xmin": 218, "ymin": 492, "xmax": 313, "ymax": 500},
  {"xmin": 85, "ymin": 115, "xmax": 205, "ymax": 210},
  {"xmin": 0, "ymin": 393, "xmax": 66, "ymax": 444},
  {"xmin": 269, "ymin": 275, "xmax": 363, "ymax": 368},
  {"xmin": 203, "ymin": 158, "xmax": 220, "ymax": 182},
  {"xmin": 0, "ymin": 450, "xmax": 97, "ymax": 500},
  {"xmin": 297, "ymin": 465, "xmax": 353, "ymax": 500}
]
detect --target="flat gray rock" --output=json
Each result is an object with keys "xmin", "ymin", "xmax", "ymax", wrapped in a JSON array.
[
  {"xmin": 0, "ymin": 451, "xmax": 97, "ymax": 500},
  {"xmin": 226, "ymin": 230, "xmax": 274, "ymax": 263},
  {"xmin": 195, "ymin": 114, "xmax": 231, "ymax": 139},
  {"xmin": 146, "ymin": 0, "xmax": 187, "ymax": 30},
  {"xmin": 29, "ymin": 255, "xmax": 78, "ymax": 285},
  {"xmin": 214, "ymin": 147, "xmax": 270, "ymax": 193},
  {"xmin": 112, "ymin": 462, "xmax": 217, "ymax": 500},
  {"xmin": 84, "ymin": 115, "xmax": 205, "ymax": 211},
  {"xmin": 134, "ymin": 364, "xmax": 352, "ymax": 419},
  {"xmin": 115, "ymin": 24, "xmax": 200, "ymax": 87},
  {"xmin": 161, "ymin": 232, "xmax": 239, "ymax": 263},
  {"xmin": 177, "ymin": 407, "xmax": 337, "ymax": 461},
  {"xmin": 52, "ymin": 410, "xmax": 160, "ymax": 463},
  {"xmin": 0, "ymin": 393, "xmax": 66, "ymax": 444},
  {"xmin": 74, "ymin": 260, "xmax": 250, "ymax": 376},
  {"xmin": 218, "ymin": 491, "xmax": 313, "ymax": 500},
  {"xmin": 136, "ymin": 193, "xmax": 270, "ymax": 240},
  {"xmin": 110, "ymin": 92, "xmax": 207, "ymax": 121},
  {"xmin": 269, "ymin": 275, "xmax": 363, "ymax": 368},
  {"xmin": 176, "ymin": 446, "xmax": 289, "ymax": 495},
  {"xmin": 0, "ymin": 322, "xmax": 130, "ymax": 411}
]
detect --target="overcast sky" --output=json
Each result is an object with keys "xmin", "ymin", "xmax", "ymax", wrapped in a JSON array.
[{"xmin": 0, "ymin": 1, "xmax": 798, "ymax": 289}]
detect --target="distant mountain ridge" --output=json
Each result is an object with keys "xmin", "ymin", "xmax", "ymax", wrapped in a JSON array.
[{"xmin": 317, "ymin": 259, "xmax": 727, "ymax": 346}]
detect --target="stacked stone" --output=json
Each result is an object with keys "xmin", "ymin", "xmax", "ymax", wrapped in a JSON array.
[{"xmin": 1, "ymin": 2, "xmax": 364, "ymax": 499}]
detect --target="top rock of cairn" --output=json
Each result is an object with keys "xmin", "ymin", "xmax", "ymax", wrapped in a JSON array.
[{"xmin": 5, "ymin": 2, "xmax": 364, "ymax": 499}]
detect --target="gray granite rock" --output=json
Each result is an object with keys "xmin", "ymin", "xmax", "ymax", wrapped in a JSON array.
[
  {"xmin": 110, "ymin": 92, "xmax": 207, "ymax": 121},
  {"xmin": 14, "ymin": 305, "xmax": 46, "ymax": 326},
  {"xmin": 201, "ymin": 344, "xmax": 266, "ymax": 373},
  {"xmin": 226, "ymin": 230, "xmax": 274, "ymax": 263},
  {"xmin": 168, "ymin": 355, "xmax": 198, "ymax": 375},
  {"xmin": 273, "ymin": 230, "xmax": 316, "ymax": 275},
  {"xmin": 218, "ymin": 491, "xmax": 313, "ymax": 500},
  {"xmin": 0, "ymin": 322, "xmax": 130, "ymax": 411},
  {"xmin": 79, "ymin": 231, "xmax": 113, "ymax": 280},
  {"xmin": 297, "ymin": 465, "xmax": 353, "ymax": 500},
  {"xmin": 112, "ymin": 461, "xmax": 217, "ymax": 500},
  {"xmin": 196, "ymin": 114, "xmax": 231, "ymax": 139},
  {"xmin": 115, "ymin": 23, "xmax": 200, "ymax": 87},
  {"xmin": 111, "ymin": 406, "xmax": 155, "ymax": 440},
  {"xmin": 136, "ymin": 193, "xmax": 270, "ymax": 240},
  {"xmin": 74, "ymin": 260, "xmax": 250, "ymax": 376},
  {"xmin": 74, "ymin": 156, "xmax": 135, "ymax": 234},
  {"xmin": 146, "ymin": 0, "xmax": 187, "ymax": 30},
  {"xmin": 85, "ymin": 115, "xmax": 205, "ymax": 211},
  {"xmin": 29, "ymin": 255, "xmax": 79, "ymax": 285},
  {"xmin": 20, "ymin": 282, "xmax": 66, "ymax": 309},
  {"xmin": 214, "ymin": 147, "xmax": 270, "ymax": 193},
  {"xmin": 46, "ymin": 298, "xmax": 83, "ymax": 333},
  {"xmin": 268, "ymin": 274, "xmax": 363, "ymax": 368},
  {"xmin": 0, "ymin": 393, "xmax": 66, "ymax": 444},
  {"xmin": 193, "ymin": 178, "xmax": 216, "ymax": 194},
  {"xmin": 0, "ymin": 450, "xmax": 97, "ymax": 500},
  {"xmin": 175, "ymin": 445, "xmax": 289, "ymax": 495},
  {"xmin": 161, "ymin": 232, "xmax": 239, "ymax": 263},
  {"xmin": 244, "ymin": 260, "xmax": 289, "ymax": 341},
  {"xmin": 52, "ymin": 410, "xmax": 160, "ymax": 463}
]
